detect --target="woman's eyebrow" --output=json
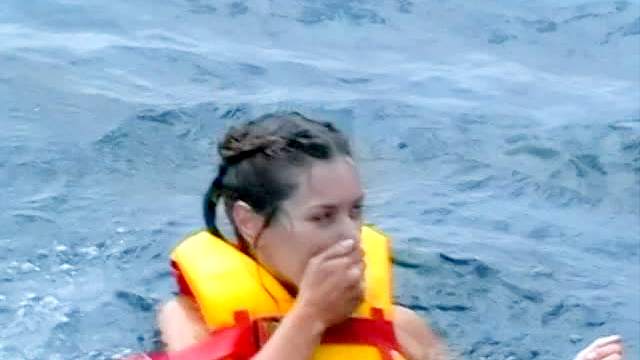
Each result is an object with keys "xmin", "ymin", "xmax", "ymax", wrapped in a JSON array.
[
  {"xmin": 306, "ymin": 194, "xmax": 365, "ymax": 210},
  {"xmin": 306, "ymin": 203, "xmax": 338, "ymax": 211}
]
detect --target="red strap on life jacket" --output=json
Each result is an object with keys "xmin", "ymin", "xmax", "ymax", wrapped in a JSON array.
[{"xmin": 320, "ymin": 308, "xmax": 401, "ymax": 360}]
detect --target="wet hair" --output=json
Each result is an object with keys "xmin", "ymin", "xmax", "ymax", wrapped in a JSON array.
[{"xmin": 203, "ymin": 111, "xmax": 352, "ymax": 248}]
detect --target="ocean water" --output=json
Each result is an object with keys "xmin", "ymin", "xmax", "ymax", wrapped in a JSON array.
[{"xmin": 1, "ymin": 1, "xmax": 639, "ymax": 359}]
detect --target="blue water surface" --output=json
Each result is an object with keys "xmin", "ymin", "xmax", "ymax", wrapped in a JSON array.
[{"xmin": 1, "ymin": 1, "xmax": 639, "ymax": 359}]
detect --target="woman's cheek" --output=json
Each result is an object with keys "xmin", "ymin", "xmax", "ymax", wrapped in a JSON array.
[{"xmin": 286, "ymin": 233, "xmax": 317, "ymax": 282}]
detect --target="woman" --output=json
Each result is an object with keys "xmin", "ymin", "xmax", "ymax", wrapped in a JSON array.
[{"xmin": 156, "ymin": 112, "xmax": 624, "ymax": 360}]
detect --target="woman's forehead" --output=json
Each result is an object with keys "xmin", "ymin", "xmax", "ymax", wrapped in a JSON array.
[{"xmin": 287, "ymin": 157, "xmax": 363, "ymax": 207}]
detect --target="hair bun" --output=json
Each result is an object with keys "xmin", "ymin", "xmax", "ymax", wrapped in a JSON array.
[{"xmin": 219, "ymin": 125, "xmax": 287, "ymax": 165}]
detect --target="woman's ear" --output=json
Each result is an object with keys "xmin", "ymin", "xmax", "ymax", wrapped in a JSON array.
[{"xmin": 231, "ymin": 201, "xmax": 264, "ymax": 248}]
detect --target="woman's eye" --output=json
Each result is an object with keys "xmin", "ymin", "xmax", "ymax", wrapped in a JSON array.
[
  {"xmin": 311, "ymin": 212, "xmax": 333, "ymax": 222},
  {"xmin": 350, "ymin": 205, "xmax": 364, "ymax": 218}
]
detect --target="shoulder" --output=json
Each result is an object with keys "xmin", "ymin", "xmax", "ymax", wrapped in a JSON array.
[
  {"xmin": 157, "ymin": 296, "xmax": 209, "ymax": 351},
  {"xmin": 393, "ymin": 305, "xmax": 448, "ymax": 360}
]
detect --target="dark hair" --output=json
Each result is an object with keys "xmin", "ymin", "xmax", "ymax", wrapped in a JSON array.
[{"xmin": 203, "ymin": 111, "xmax": 352, "ymax": 247}]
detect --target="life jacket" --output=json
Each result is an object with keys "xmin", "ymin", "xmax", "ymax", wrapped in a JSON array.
[{"xmin": 139, "ymin": 225, "xmax": 406, "ymax": 360}]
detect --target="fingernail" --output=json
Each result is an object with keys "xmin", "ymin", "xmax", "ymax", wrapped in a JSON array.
[
  {"xmin": 586, "ymin": 352, "xmax": 596, "ymax": 360},
  {"xmin": 341, "ymin": 239, "xmax": 354, "ymax": 248}
]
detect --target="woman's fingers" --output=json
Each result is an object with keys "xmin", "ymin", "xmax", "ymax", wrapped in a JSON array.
[
  {"xmin": 601, "ymin": 355, "xmax": 622, "ymax": 360},
  {"xmin": 591, "ymin": 343, "xmax": 624, "ymax": 359},
  {"xmin": 346, "ymin": 263, "xmax": 362, "ymax": 282},
  {"xmin": 575, "ymin": 335, "xmax": 624, "ymax": 360},
  {"xmin": 319, "ymin": 239, "xmax": 356, "ymax": 260},
  {"xmin": 590, "ymin": 335, "xmax": 622, "ymax": 348}
]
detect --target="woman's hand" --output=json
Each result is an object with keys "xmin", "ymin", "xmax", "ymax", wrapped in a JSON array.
[
  {"xmin": 573, "ymin": 335, "xmax": 624, "ymax": 360},
  {"xmin": 252, "ymin": 238, "xmax": 365, "ymax": 360},
  {"xmin": 295, "ymin": 238, "xmax": 365, "ymax": 330}
]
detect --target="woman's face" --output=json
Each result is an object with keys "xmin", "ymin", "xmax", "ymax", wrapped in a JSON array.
[{"xmin": 253, "ymin": 156, "xmax": 364, "ymax": 291}]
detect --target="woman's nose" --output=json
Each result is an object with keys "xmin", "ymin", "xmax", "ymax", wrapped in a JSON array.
[{"xmin": 338, "ymin": 214, "xmax": 361, "ymax": 242}]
